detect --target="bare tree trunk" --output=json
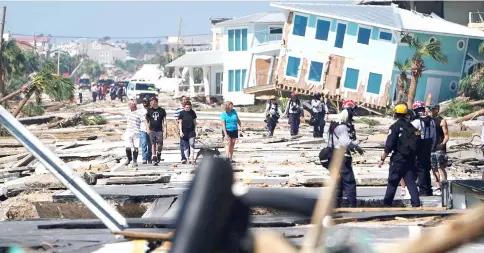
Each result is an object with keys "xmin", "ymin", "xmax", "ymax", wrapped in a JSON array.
[
  {"xmin": 454, "ymin": 108, "xmax": 484, "ymax": 123},
  {"xmin": 407, "ymin": 75, "xmax": 417, "ymax": 108},
  {"xmin": 12, "ymin": 90, "xmax": 34, "ymax": 117},
  {"xmin": 0, "ymin": 88, "xmax": 23, "ymax": 104}
]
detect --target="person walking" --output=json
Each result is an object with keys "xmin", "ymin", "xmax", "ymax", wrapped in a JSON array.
[
  {"xmin": 178, "ymin": 101, "xmax": 197, "ymax": 164},
  {"xmin": 103, "ymin": 100, "xmax": 142, "ymax": 168},
  {"xmin": 265, "ymin": 95, "xmax": 282, "ymax": 137},
  {"xmin": 97, "ymin": 84, "xmax": 103, "ymax": 101},
  {"xmin": 282, "ymin": 92, "xmax": 303, "ymax": 136},
  {"xmin": 310, "ymin": 92, "xmax": 328, "ymax": 138},
  {"xmin": 221, "ymin": 101, "xmax": 241, "ymax": 163},
  {"xmin": 91, "ymin": 82, "xmax": 98, "ymax": 102},
  {"xmin": 174, "ymin": 96, "xmax": 189, "ymax": 163},
  {"xmin": 139, "ymin": 98, "xmax": 152, "ymax": 164},
  {"xmin": 326, "ymin": 105, "xmax": 364, "ymax": 207},
  {"xmin": 145, "ymin": 97, "xmax": 167, "ymax": 166},
  {"xmin": 430, "ymin": 104, "xmax": 449, "ymax": 196},
  {"xmin": 378, "ymin": 102, "xmax": 421, "ymax": 207},
  {"xmin": 411, "ymin": 101, "xmax": 436, "ymax": 196}
]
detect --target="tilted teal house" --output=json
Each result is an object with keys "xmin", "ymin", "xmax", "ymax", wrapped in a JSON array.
[{"xmin": 268, "ymin": 2, "xmax": 484, "ymax": 106}]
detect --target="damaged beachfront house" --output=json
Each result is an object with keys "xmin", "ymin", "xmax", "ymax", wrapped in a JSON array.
[
  {"xmin": 245, "ymin": 2, "xmax": 484, "ymax": 108},
  {"xmin": 166, "ymin": 12, "xmax": 285, "ymax": 105}
]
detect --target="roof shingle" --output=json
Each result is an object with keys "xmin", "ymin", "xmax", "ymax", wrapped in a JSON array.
[{"xmin": 215, "ymin": 12, "xmax": 285, "ymax": 27}]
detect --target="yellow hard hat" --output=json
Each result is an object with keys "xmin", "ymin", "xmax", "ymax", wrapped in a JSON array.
[
  {"xmin": 269, "ymin": 95, "xmax": 276, "ymax": 100},
  {"xmin": 394, "ymin": 102, "xmax": 408, "ymax": 114}
]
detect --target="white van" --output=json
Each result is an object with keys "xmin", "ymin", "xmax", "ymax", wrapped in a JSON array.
[{"xmin": 126, "ymin": 80, "xmax": 159, "ymax": 103}]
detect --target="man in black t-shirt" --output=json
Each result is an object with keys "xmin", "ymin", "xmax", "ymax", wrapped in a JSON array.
[
  {"xmin": 145, "ymin": 97, "xmax": 167, "ymax": 165},
  {"xmin": 178, "ymin": 101, "xmax": 197, "ymax": 164}
]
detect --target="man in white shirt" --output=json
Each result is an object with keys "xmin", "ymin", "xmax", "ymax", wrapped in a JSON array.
[{"xmin": 310, "ymin": 92, "xmax": 329, "ymax": 138}]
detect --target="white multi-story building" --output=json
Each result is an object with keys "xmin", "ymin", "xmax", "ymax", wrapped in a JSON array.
[{"xmin": 167, "ymin": 12, "xmax": 285, "ymax": 105}]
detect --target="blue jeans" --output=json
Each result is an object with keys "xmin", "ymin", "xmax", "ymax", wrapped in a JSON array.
[
  {"xmin": 180, "ymin": 137, "xmax": 187, "ymax": 160},
  {"xmin": 140, "ymin": 131, "xmax": 152, "ymax": 161}
]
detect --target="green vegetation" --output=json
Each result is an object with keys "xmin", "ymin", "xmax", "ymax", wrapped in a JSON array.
[
  {"xmin": 80, "ymin": 115, "xmax": 107, "ymax": 125},
  {"xmin": 354, "ymin": 117, "xmax": 380, "ymax": 127},
  {"xmin": 444, "ymin": 99, "xmax": 473, "ymax": 118},
  {"xmin": 21, "ymin": 102, "xmax": 45, "ymax": 117},
  {"xmin": 460, "ymin": 42, "xmax": 484, "ymax": 99}
]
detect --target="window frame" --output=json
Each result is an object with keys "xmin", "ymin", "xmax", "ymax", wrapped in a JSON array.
[
  {"xmin": 457, "ymin": 39, "xmax": 465, "ymax": 51},
  {"xmin": 314, "ymin": 18, "xmax": 331, "ymax": 41},
  {"xmin": 306, "ymin": 60, "xmax": 325, "ymax": 83},
  {"xmin": 342, "ymin": 67, "xmax": 360, "ymax": 91},
  {"xmin": 366, "ymin": 72, "xmax": 383, "ymax": 94},
  {"xmin": 285, "ymin": 56, "xmax": 302, "ymax": 80},
  {"xmin": 227, "ymin": 27, "xmax": 249, "ymax": 52},
  {"xmin": 378, "ymin": 29, "xmax": 393, "ymax": 42},
  {"xmin": 292, "ymin": 14, "xmax": 308, "ymax": 37},
  {"xmin": 356, "ymin": 25, "xmax": 372, "ymax": 45}
]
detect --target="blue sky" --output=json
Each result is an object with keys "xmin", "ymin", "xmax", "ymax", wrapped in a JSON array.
[
  {"xmin": 3, "ymin": 1, "xmax": 353, "ymax": 42},
  {"xmin": 3, "ymin": 1, "xmax": 279, "ymax": 42}
]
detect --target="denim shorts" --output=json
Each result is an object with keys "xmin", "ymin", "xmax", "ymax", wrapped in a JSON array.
[{"xmin": 431, "ymin": 151, "xmax": 448, "ymax": 169}]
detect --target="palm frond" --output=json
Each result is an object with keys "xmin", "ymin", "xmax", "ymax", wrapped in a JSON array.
[
  {"xmin": 478, "ymin": 41, "xmax": 484, "ymax": 55},
  {"xmin": 422, "ymin": 39, "xmax": 448, "ymax": 64}
]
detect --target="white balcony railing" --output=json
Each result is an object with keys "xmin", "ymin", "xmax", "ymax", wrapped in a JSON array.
[
  {"xmin": 469, "ymin": 12, "xmax": 484, "ymax": 30},
  {"xmin": 251, "ymin": 30, "xmax": 283, "ymax": 48}
]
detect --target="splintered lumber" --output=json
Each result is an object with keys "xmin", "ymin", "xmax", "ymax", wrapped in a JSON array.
[
  {"xmin": 105, "ymin": 175, "xmax": 171, "ymax": 185},
  {"xmin": 114, "ymin": 230, "xmax": 173, "ymax": 241},
  {"xmin": 0, "ymin": 153, "xmax": 28, "ymax": 164},
  {"xmin": 383, "ymin": 204, "xmax": 484, "ymax": 253},
  {"xmin": 301, "ymin": 148, "xmax": 345, "ymax": 253},
  {"xmin": 254, "ymin": 231, "xmax": 297, "ymax": 253}
]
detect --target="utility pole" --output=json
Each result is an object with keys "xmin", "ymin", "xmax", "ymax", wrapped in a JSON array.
[
  {"xmin": 0, "ymin": 6, "xmax": 7, "ymax": 102},
  {"xmin": 57, "ymin": 51, "xmax": 60, "ymax": 74},
  {"xmin": 176, "ymin": 17, "xmax": 183, "ymax": 59}
]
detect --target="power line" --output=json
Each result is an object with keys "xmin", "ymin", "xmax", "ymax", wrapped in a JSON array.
[{"xmin": 8, "ymin": 32, "xmax": 212, "ymax": 40}]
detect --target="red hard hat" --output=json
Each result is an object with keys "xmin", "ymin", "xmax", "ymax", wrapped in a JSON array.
[
  {"xmin": 412, "ymin": 101, "xmax": 425, "ymax": 110},
  {"xmin": 291, "ymin": 92, "xmax": 297, "ymax": 97},
  {"xmin": 342, "ymin": 100, "xmax": 356, "ymax": 109}
]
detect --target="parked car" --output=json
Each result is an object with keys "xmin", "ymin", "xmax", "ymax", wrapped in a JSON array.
[
  {"xmin": 78, "ymin": 78, "xmax": 91, "ymax": 89},
  {"xmin": 126, "ymin": 80, "xmax": 159, "ymax": 104}
]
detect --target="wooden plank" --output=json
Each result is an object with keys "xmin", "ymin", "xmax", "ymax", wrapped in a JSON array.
[
  {"xmin": 106, "ymin": 175, "xmax": 171, "ymax": 185},
  {"xmin": 114, "ymin": 230, "xmax": 173, "ymax": 241},
  {"xmin": 334, "ymin": 207, "xmax": 448, "ymax": 213}
]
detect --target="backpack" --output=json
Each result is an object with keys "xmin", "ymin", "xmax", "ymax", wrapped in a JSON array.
[
  {"xmin": 419, "ymin": 116, "xmax": 432, "ymax": 139},
  {"xmin": 396, "ymin": 121, "xmax": 421, "ymax": 157},
  {"xmin": 318, "ymin": 121, "xmax": 343, "ymax": 169}
]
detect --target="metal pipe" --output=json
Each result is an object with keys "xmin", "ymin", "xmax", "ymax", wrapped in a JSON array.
[{"xmin": 0, "ymin": 106, "xmax": 127, "ymax": 232}]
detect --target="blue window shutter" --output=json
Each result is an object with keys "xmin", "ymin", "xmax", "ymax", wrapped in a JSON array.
[
  {"xmin": 228, "ymin": 30, "xmax": 234, "ymax": 51},
  {"xmin": 357, "ymin": 27, "xmax": 371, "ymax": 45},
  {"xmin": 334, "ymin": 23, "xmax": 346, "ymax": 48},
  {"xmin": 235, "ymin": 29, "xmax": 241, "ymax": 51},
  {"xmin": 286, "ymin": 56, "xmax": 300, "ymax": 77},
  {"xmin": 344, "ymin": 68, "xmax": 359, "ymax": 89},
  {"xmin": 235, "ymin": 70, "xmax": 241, "ymax": 91},
  {"xmin": 379, "ymin": 31, "xmax": 392, "ymax": 41},
  {"xmin": 241, "ymin": 29, "xmax": 248, "ymax": 51},
  {"xmin": 228, "ymin": 70, "xmax": 234, "ymax": 92},
  {"xmin": 292, "ymin": 15, "xmax": 307, "ymax": 36},
  {"xmin": 241, "ymin": 69, "xmax": 247, "ymax": 89},
  {"xmin": 367, "ymin": 72, "xmax": 382, "ymax": 94},
  {"xmin": 308, "ymin": 61, "xmax": 324, "ymax": 82},
  {"xmin": 315, "ymin": 20, "xmax": 330, "ymax": 41}
]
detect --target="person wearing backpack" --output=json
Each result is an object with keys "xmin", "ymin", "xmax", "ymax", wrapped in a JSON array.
[
  {"xmin": 265, "ymin": 95, "xmax": 282, "ymax": 137},
  {"xmin": 378, "ymin": 102, "xmax": 421, "ymax": 207},
  {"xmin": 411, "ymin": 101, "xmax": 436, "ymax": 196},
  {"xmin": 282, "ymin": 92, "xmax": 303, "ymax": 136},
  {"xmin": 324, "ymin": 103, "xmax": 364, "ymax": 208},
  {"xmin": 310, "ymin": 92, "xmax": 328, "ymax": 138}
]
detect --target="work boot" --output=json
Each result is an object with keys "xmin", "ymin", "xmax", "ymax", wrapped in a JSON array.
[
  {"xmin": 156, "ymin": 152, "xmax": 162, "ymax": 163},
  {"xmin": 152, "ymin": 156, "xmax": 158, "ymax": 166},
  {"xmin": 125, "ymin": 148, "xmax": 132, "ymax": 166},
  {"xmin": 132, "ymin": 150, "xmax": 139, "ymax": 168}
]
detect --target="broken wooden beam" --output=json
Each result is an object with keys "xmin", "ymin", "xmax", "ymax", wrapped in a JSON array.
[{"xmin": 105, "ymin": 175, "xmax": 171, "ymax": 185}]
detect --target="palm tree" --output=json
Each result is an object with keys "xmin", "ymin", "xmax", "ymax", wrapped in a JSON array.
[
  {"xmin": 0, "ymin": 62, "xmax": 75, "ymax": 117},
  {"xmin": 0, "ymin": 40, "xmax": 26, "ymax": 84},
  {"xmin": 459, "ymin": 42, "xmax": 484, "ymax": 98},
  {"xmin": 394, "ymin": 59, "xmax": 411, "ymax": 102},
  {"xmin": 400, "ymin": 33, "xmax": 448, "ymax": 107}
]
